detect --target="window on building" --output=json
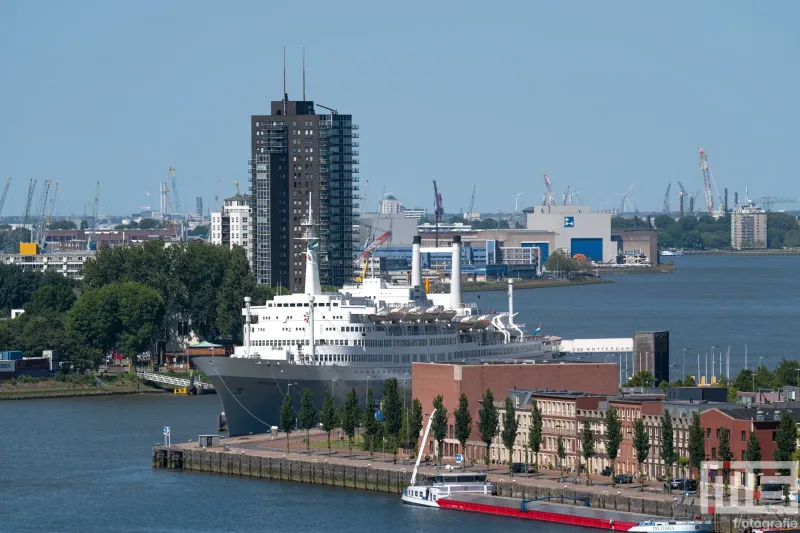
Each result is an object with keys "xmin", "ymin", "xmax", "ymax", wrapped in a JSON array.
[
  {"xmin": 741, "ymin": 431, "xmax": 746, "ymax": 441},
  {"xmin": 707, "ymin": 428, "xmax": 711, "ymax": 439}
]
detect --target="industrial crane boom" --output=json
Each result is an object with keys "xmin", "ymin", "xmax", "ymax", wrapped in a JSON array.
[
  {"xmin": 698, "ymin": 148, "xmax": 714, "ymax": 216},
  {"xmin": 22, "ymin": 179, "xmax": 37, "ymax": 226},
  {"xmin": 467, "ymin": 185, "xmax": 476, "ymax": 221},
  {"xmin": 32, "ymin": 179, "xmax": 52, "ymax": 246},
  {"xmin": 169, "ymin": 167, "xmax": 181, "ymax": 217},
  {"xmin": 433, "ymin": 180, "xmax": 444, "ymax": 247},
  {"xmin": 0, "ymin": 177, "xmax": 10, "ymax": 218},
  {"xmin": 40, "ymin": 182, "xmax": 58, "ymax": 249}
]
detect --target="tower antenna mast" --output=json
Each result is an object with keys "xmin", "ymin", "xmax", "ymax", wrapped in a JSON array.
[{"xmin": 302, "ymin": 47, "xmax": 306, "ymax": 101}]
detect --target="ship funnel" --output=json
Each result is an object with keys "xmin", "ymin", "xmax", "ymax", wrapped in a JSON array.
[
  {"xmin": 411, "ymin": 235, "xmax": 422, "ymax": 288},
  {"xmin": 450, "ymin": 236, "xmax": 462, "ymax": 309}
]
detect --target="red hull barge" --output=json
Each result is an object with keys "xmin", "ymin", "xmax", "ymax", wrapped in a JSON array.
[{"xmin": 437, "ymin": 494, "xmax": 646, "ymax": 531}]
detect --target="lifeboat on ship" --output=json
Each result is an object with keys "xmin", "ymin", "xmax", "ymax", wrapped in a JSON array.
[
  {"xmin": 420, "ymin": 306, "xmax": 442, "ymax": 322},
  {"xmin": 473, "ymin": 315, "xmax": 493, "ymax": 329},
  {"xmin": 438, "ymin": 308, "xmax": 457, "ymax": 321},
  {"xmin": 386, "ymin": 307, "xmax": 406, "ymax": 322},
  {"xmin": 456, "ymin": 315, "xmax": 477, "ymax": 331},
  {"xmin": 404, "ymin": 307, "xmax": 424, "ymax": 322}
]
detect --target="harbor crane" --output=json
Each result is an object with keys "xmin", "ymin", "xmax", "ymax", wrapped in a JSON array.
[
  {"xmin": 31, "ymin": 179, "xmax": 52, "ymax": 248},
  {"xmin": 0, "ymin": 177, "xmax": 10, "ymax": 218},
  {"xmin": 677, "ymin": 181, "xmax": 689, "ymax": 218},
  {"xmin": 86, "ymin": 182, "xmax": 99, "ymax": 251},
  {"xmin": 40, "ymin": 182, "xmax": 58, "ymax": 250},
  {"xmin": 698, "ymin": 148, "xmax": 724, "ymax": 217},
  {"xmin": 663, "ymin": 182, "xmax": 672, "ymax": 215},
  {"xmin": 562, "ymin": 185, "xmax": 570, "ymax": 206},
  {"xmin": 433, "ymin": 180, "xmax": 444, "ymax": 247},
  {"xmin": 466, "ymin": 185, "xmax": 476, "ymax": 221},
  {"xmin": 22, "ymin": 179, "xmax": 37, "ymax": 226},
  {"xmin": 752, "ymin": 197, "xmax": 800, "ymax": 212},
  {"xmin": 542, "ymin": 174, "xmax": 554, "ymax": 212}
]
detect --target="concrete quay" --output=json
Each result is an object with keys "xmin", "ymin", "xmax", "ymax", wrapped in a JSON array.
[{"xmin": 151, "ymin": 434, "xmax": 777, "ymax": 532}]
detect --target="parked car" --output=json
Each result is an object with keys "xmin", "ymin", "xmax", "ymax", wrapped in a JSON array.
[
  {"xmin": 664, "ymin": 478, "xmax": 697, "ymax": 492},
  {"xmin": 601, "ymin": 466, "xmax": 613, "ymax": 476},
  {"xmin": 512, "ymin": 463, "xmax": 533, "ymax": 473},
  {"xmin": 614, "ymin": 474, "xmax": 633, "ymax": 484}
]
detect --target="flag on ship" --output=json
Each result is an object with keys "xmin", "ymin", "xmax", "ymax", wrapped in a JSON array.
[{"xmin": 533, "ymin": 323, "xmax": 541, "ymax": 335}]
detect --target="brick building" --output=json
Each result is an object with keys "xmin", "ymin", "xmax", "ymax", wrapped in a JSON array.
[
  {"xmin": 699, "ymin": 407, "xmax": 785, "ymax": 489},
  {"xmin": 412, "ymin": 361, "xmax": 619, "ymax": 462}
]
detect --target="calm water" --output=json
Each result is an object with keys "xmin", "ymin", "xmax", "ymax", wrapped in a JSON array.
[{"xmin": 2, "ymin": 255, "xmax": 798, "ymax": 531}]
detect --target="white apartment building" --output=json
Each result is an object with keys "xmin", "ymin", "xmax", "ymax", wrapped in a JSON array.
[
  {"xmin": 211, "ymin": 195, "xmax": 253, "ymax": 267},
  {"xmin": 379, "ymin": 195, "xmax": 403, "ymax": 214},
  {"xmin": 731, "ymin": 205, "xmax": 767, "ymax": 250}
]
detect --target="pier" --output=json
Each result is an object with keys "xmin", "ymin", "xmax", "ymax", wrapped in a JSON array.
[{"xmin": 150, "ymin": 435, "xmax": 747, "ymax": 532}]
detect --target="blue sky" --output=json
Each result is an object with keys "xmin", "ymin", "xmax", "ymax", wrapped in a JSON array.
[{"xmin": 1, "ymin": 0, "xmax": 798, "ymax": 217}]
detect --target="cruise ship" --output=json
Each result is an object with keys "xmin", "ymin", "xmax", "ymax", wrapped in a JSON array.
[{"xmin": 194, "ymin": 208, "xmax": 558, "ymax": 437}]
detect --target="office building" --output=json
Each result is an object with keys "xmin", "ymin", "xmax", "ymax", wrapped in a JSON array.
[
  {"xmin": 524, "ymin": 205, "xmax": 614, "ymax": 264},
  {"xmin": 633, "ymin": 331, "xmax": 670, "ymax": 383},
  {"xmin": 211, "ymin": 194, "xmax": 252, "ymax": 267},
  {"xmin": 196, "ymin": 197, "xmax": 203, "ymax": 218},
  {"xmin": 731, "ymin": 205, "xmax": 767, "ymax": 250},
  {"xmin": 250, "ymin": 96, "xmax": 358, "ymax": 290}
]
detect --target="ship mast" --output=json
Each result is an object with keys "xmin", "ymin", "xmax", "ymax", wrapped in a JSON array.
[{"xmin": 410, "ymin": 408, "xmax": 436, "ymax": 486}]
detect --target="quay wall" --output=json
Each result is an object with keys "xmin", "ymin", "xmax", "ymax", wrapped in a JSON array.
[{"xmin": 152, "ymin": 446, "xmax": 746, "ymax": 532}]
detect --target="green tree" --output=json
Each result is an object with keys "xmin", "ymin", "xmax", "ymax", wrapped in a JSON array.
[
  {"xmin": 67, "ymin": 282, "xmax": 164, "ymax": 368},
  {"xmin": 581, "ymin": 420, "xmax": 596, "ymax": 485},
  {"xmin": 529, "ymin": 399, "xmax": 543, "ymax": 473},
  {"xmin": 478, "ymin": 389, "xmax": 499, "ymax": 465},
  {"xmin": 717, "ymin": 426, "xmax": 734, "ymax": 495},
  {"xmin": 501, "ymin": 397, "xmax": 518, "ymax": 472},
  {"xmin": 557, "ymin": 436, "xmax": 566, "ymax": 477},
  {"xmin": 23, "ymin": 280, "xmax": 77, "ymax": 315},
  {"xmin": 215, "ymin": 246, "xmax": 258, "ymax": 342},
  {"xmin": 319, "ymin": 391, "xmax": 337, "ymax": 455},
  {"xmin": 677, "ymin": 456, "xmax": 689, "ymax": 481},
  {"xmin": 382, "ymin": 378, "xmax": 403, "ymax": 463},
  {"xmin": 432, "ymin": 395, "xmax": 448, "ymax": 461},
  {"xmin": 298, "ymin": 388, "xmax": 318, "ymax": 452},
  {"xmin": 362, "ymin": 388, "xmax": 379, "ymax": 455},
  {"xmin": 745, "ymin": 431, "xmax": 762, "ymax": 503},
  {"xmin": 660, "ymin": 409, "xmax": 676, "ymax": 493},
  {"xmin": 342, "ymin": 388, "xmax": 360, "ymax": 456},
  {"xmin": 280, "ymin": 395, "xmax": 295, "ymax": 453},
  {"xmin": 48, "ymin": 220, "xmax": 77, "ymax": 230},
  {"xmin": 688, "ymin": 411, "xmax": 706, "ymax": 483},
  {"xmin": 632, "ymin": 418, "xmax": 650, "ymax": 491},
  {"xmin": 774, "ymin": 413, "xmax": 797, "ymax": 476},
  {"xmin": 604, "ymin": 406, "xmax": 623, "ymax": 487},
  {"xmin": 453, "ymin": 393, "xmax": 473, "ymax": 462},
  {"xmin": 409, "ymin": 398, "xmax": 423, "ymax": 453},
  {"xmin": 628, "ymin": 371, "xmax": 656, "ymax": 387}
]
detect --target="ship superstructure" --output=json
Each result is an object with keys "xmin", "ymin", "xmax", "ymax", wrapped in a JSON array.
[{"xmin": 195, "ymin": 204, "xmax": 555, "ymax": 436}]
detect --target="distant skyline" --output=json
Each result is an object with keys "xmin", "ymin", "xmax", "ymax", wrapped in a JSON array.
[{"xmin": 2, "ymin": 0, "xmax": 799, "ymax": 217}]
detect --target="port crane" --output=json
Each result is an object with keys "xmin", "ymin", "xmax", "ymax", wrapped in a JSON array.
[
  {"xmin": 466, "ymin": 185, "xmax": 476, "ymax": 221},
  {"xmin": 677, "ymin": 181, "xmax": 689, "ymax": 218},
  {"xmin": 169, "ymin": 167, "xmax": 181, "ymax": 218},
  {"xmin": 86, "ymin": 182, "xmax": 99, "ymax": 250},
  {"xmin": 22, "ymin": 179, "xmax": 37, "ymax": 226},
  {"xmin": 356, "ymin": 230, "xmax": 392, "ymax": 282},
  {"xmin": 433, "ymin": 180, "xmax": 444, "ymax": 247},
  {"xmin": 31, "ymin": 179, "xmax": 52, "ymax": 248},
  {"xmin": 662, "ymin": 182, "xmax": 671, "ymax": 215},
  {"xmin": 40, "ymin": 182, "xmax": 58, "ymax": 250},
  {"xmin": 514, "ymin": 192, "xmax": 525, "ymax": 212},
  {"xmin": 698, "ymin": 148, "xmax": 724, "ymax": 217},
  {"xmin": 0, "ymin": 177, "xmax": 10, "ymax": 218},
  {"xmin": 752, "ymin": 197, "xmax": 800, "ymax": 212},
  {"xmin": 542, "ymin": 174, "xmax": 553, "ymax": 212}
]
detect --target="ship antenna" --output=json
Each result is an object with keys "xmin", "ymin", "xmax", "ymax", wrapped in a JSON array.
[{"xmin": 302, "ymin": 47, "xmax": 306, "ymax": 101}]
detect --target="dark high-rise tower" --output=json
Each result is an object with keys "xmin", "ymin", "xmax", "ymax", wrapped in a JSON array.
[{"xmin": 250, "ymin": 95, "xmax": 358, "ymax": 291}]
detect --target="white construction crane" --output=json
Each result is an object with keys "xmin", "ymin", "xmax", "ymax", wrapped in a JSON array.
[
  {"xmin": 40, "ymin": 182, "xmax": 58, "ymax": 250},
  {"xmin": 542, "ymin": 174, "xmax": 554, "ymax": 212},
  {"xmin": 169, "ymin": 167, "xmax": 181, "ymax": 218},
  {"xmin": 31, "ymin": 179, "xmax": 52, "ymax": 247},
  {"xmin": 22, "ymin": 179, "xmax": 37, "ymax": 226}
]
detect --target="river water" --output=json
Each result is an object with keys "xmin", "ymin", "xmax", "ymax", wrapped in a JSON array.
[{"xmin": 1, "ymin": 255, "xmax": 797, "ymax": 531}]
